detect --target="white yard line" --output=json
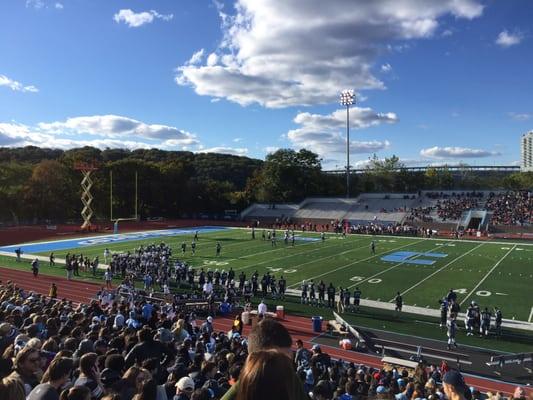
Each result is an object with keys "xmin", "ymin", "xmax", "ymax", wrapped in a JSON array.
[
  {"xmin": 233, "ymin": 237, "xmax": 367, "ymax": 271},
  {"xmin": 528, "ymin": 306, "xmax": 533, "ymax": 323},
  {"xmin": 227, "ymin": 236, "xmax": 339, "ymax": 266},
  {"xmin": 460, "ymin": 244, "xmax": 517, "ymax": 306},
  {"xmin": 392, "ymin": 242, "xmax": 486, "ymax": 301},
  {"xmin": 288, "ymin": 239, "xmax": 423, "ymax": 288},
  {"xmin": 346, "ymin": 242, "xmax": 453, "ymax": 290}
]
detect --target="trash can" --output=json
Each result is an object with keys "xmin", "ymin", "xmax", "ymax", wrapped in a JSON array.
[
  {"xmin": 242, "ymin": 311, "xmax": 250, "ymax": 325},
  {"xmin": 312, "ymin": 316, "xmax": 323, "ymax": 333},
  {"xmin": 276, "ymin": 305, "xmax": 284, "ymax": 319}
]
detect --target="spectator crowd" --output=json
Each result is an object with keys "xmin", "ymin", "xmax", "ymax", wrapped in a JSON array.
[
  {"xmin": 486, "ymin": 191, "xmax": 532, "ymax": 226},
  {"xmin": 1, "ymin": 279, "xmax": 530, "ymax": 400}
]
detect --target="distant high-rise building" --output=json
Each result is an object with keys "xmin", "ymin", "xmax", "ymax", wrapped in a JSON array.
[{"xmin": 521, "ymin": 131, "xmax": 533, "ymax": 172}]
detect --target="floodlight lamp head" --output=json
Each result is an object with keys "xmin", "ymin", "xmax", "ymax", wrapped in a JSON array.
[{"xmin": 340, "ymin": 89, "xmax": 355, "ymax": 106}]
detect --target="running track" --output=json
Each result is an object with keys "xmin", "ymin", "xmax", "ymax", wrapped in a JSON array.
[
  {"xmin": 0, "ymin": 265, "xmax": 103, "ymax": 304},
  {"xmin": 0, "ymin": 266, "xmax": 527, "ymax": 396}
]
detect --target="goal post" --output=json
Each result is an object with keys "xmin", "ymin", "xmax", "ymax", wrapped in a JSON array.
[
  {"xmin": 112, "ymin": 217, "xmax": 137, "ymax": 234},
  {"xmin": 109, "ymin": 169, "xmax": 139, "ymax": 234}
]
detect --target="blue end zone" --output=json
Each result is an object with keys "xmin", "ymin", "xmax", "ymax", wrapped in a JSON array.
[
  {"xmin": 0, "ymin": 226, "xmax": 229, "ymax": 254},
  {"xmin": 380, "ymin": 251, "xmax": 448, "ymax": 266}
]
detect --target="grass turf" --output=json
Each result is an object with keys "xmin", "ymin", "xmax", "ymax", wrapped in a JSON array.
[
  {"xmin": 1, "ymin": 227, "xmax": 532, "ymax": 352},
  {"xmin": 28, "ymin": 228, "xmax": 533, "ymax": 321}
]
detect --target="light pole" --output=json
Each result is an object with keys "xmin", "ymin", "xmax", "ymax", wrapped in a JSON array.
[{"xmin": 340, "ymin": 89, "xmax": 355, "ymax": 198}]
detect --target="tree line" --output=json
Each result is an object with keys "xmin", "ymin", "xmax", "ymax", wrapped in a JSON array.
[{"xmin": 0, "ymin": 146, "xmax": 531, "ymax": 224}]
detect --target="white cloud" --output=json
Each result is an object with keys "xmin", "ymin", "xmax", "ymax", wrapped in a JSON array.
[
  {"xmin": 264, "ymin": 146, "xmax": 279, "ymax": 154},
  {"xmin": 114, "ymin": 9, "xmax": 173, "ymax": 28},
  {"xmin": 286, "ymin": 107, "xmax": 396, "ymax": 157},
  {"xmin": 38, "ymin": 115, "xmax": 198, "ymax": 144},
  {"xmin": 0, "ymin": 116, "xmax": 201, "ymax": 151},
  {"xmin": 495, "ymin": 30, "xmax": 523, "ymax": 48},
  {"xmin": 206, "ymin": 53, "xmax": 219, "ymax": 67},
  {"xmin": 293, "ymin": 107, "xmax": 398, "ymax": 131},
  {"xmin": 381, "ymin": 63, "xmax": 392, "ymax": 73},
  {"xmin": 0, "ymin": 74, "xmax": 39, "ymax": 93},
  {"xmin": 420, "ymin": 146, "xmax": 500, "ymax": 159},
  {"xmin": 198, "ymin": 147, "xmax": 248, "ymax": 156},
  {"xmin": 508, "ymin": 112, "xmax": 532, "ymax": 121},
  {"xmin": 26, "ymin": 0, "xmax": 44, "ymax": 9},
  {"xmin": 55, "ymin": 3, "xmax": 63, "ymax": 9},
  {"xmin": 232, "ymin": 137, "xmax": 243, "ymax": 143},
  {"xmin": 176, "ymin": 0, "xmax": 483, "ymax": 108},
  {"xmin": 187, "ymin": 49, "xmax": 205, "ymax": 65},
  {"xmin": 442, "ymin": 29, "xmax": 453, "ymax": 37}
]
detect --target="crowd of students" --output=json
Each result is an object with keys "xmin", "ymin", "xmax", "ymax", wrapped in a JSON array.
[
  {"xmin": 2, "ymin": 280, "xmax": 529, "ymax": 400},
  {"xmin": 435, "ymin": 197, "xmax": 481, "ymax": 222},
  {"xmin": 349, "ymin": 223, "xmax": 421, "ymax": 237},
  {"xmin": 486, "ymin": 191, "xmax": 532, "ymax": 226},
  {"xmin": 416, "ymin": 191, "xmax": 532, "ymax": 226}
]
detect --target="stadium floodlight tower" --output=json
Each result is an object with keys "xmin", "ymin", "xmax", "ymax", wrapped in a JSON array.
[
  {"xmin": 74, "ymin": 161, "xmax": 99, "ymax": 230},
  {"xmin": 340, "ymin": 89, "xmax": 355, "ymax": 198}
]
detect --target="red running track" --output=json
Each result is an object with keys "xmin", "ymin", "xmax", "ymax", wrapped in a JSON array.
[
  {"xmin": 0, "ymin": 266, "xmax": 103, "ymax": 304},
  {"xmin": 0, "ymin": 266, "xmax": 526, "ymax": 396}
]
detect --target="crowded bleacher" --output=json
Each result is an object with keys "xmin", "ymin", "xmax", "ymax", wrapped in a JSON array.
[
  {"xmin": 243, "ymin": 191, "xmax": 533, "ymax": 231},
  {"xmin": 485, "ymin": 191, "xmax": 532, "ymax": 226},
  {"xmin": 1, "ymin": 280, "xmax": 527, "ymax": 400}
]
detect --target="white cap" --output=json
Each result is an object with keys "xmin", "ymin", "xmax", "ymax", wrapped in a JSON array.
[{"xmin": 176, "ymin": 376, "xmax": 194, "ymax": 391}]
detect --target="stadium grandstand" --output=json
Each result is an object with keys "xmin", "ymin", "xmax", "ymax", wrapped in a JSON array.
[{"xmin": 242, "ymin": 190, "xmax": 532, "ymax": 234}]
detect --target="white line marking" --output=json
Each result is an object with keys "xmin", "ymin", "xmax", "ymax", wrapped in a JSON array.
[
  {"xmin": 529, "ymin": 307, "xmax": 533, "ymax": 323},
  {"xmin": 287, "ymin": 239, "xmax": 422, "ymax": 288},
  {"xmin": 233, "ymin": 237, "xmax": 367, "ymax": 271},
  {"xmin": 346, "ymin": 242, "xmax": 454, "ymax": 290},
  {"xmin": 460, "ymin": 244, "xmax": 517, "ymax": 306},
  {"xmin": 394, "ymin": 242, "xmax": 485, "ymax": 301}
]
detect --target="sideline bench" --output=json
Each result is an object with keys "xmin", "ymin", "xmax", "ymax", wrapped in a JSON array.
[
  {"xmin": 374, "ymin": 338, "xmax": 470, "ymax": 367},
  {"xmin": 249, "ymin": 310, "xmax": 278, "ymax": 319},
  {"xmin": 382, "ymin": 356, "xmax": 420, "ymax": 370}
]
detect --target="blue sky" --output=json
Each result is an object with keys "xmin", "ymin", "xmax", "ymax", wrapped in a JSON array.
[{"xmin": 0, "ymin": 0, "xmax": 531, "ymax": 168}]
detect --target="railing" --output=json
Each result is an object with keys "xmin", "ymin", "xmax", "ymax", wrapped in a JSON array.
[{"xmin": 324, "ymin": 165, "xmax": 520, "ymax": 174}]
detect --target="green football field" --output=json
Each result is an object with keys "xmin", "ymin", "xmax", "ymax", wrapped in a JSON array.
[{"xmin": 30, "ymin": 227, "xmax": 533, "ymax": 322}]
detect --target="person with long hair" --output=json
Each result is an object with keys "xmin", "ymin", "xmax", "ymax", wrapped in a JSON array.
[
  {"xmin": 7, "ymin": 346, "xmax": 41, "ymax": 396},
  {"xmin": 235, "ymin": 350, "xmax": 300, "ymax": 400},
  {"xmin": 0, "ymin": 375, "xmax": 26, "ymax": 400},
  {"xmin": 172, "ymin": 319, "xmax": 189, "ymax": 342},
  {"xmin": 232, "ymin": 314, "xmax": 243, "ymax": 336}
]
